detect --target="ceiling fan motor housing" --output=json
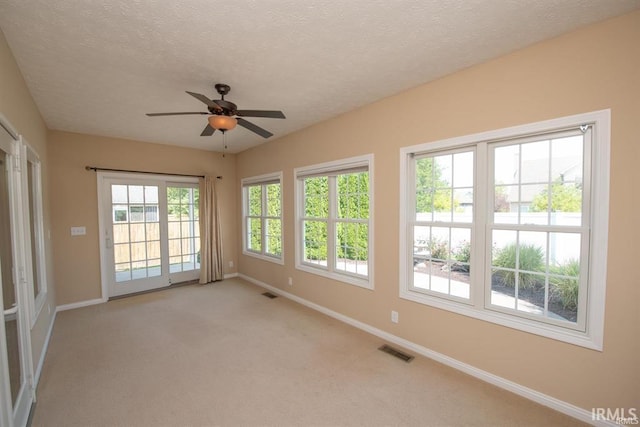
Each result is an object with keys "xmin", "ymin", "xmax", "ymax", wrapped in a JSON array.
[
  {"xmin": 215, "ymin": 83, "xmax": 231, "ymax": 97},
  {"xmin": 209, "ymin": 99, "xmax": 237, "ymax": 115}
]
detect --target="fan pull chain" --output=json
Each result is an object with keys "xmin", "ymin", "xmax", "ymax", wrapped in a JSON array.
[{"xmin": 222, "ymin": 130, "xmax": 227, "ymax": 158}]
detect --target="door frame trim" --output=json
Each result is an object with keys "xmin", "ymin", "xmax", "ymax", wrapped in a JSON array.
[
  {"xmin": 97, "ymin": 171, "xmax": 200, "ymax": 299},
  {"xmin": 0, "ymin": 117, "xmax": 35, "ymax": 427}
]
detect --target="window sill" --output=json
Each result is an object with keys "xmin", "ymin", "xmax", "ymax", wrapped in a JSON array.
[
  {"xmin": 296, "ymin": 263, "xmax": 373, "ymax": 290},
  {"xmin": 399, "ymin": 288, "xmax": 601, "ymax": 351},
  {"xmin": 243, "ymin": 250, "xmax": 284, "ymax": 265}
]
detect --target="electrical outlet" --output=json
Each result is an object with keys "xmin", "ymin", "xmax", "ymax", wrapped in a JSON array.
[
  {"xmin": 229, "ymin": 260, "xmax": 234, "ymax": 268},
  {"xmin": 391, "ymin": 310, "xmax": 399, "ymax": 324},
  {"xmin": 288, "ymin": 277, "xmax": 293, "ymax": 286}
]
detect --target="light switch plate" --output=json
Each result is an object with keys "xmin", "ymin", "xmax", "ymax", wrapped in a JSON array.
[{"xmin": 71, "ymin": 226, "xmax": 86, "ymax": 236}]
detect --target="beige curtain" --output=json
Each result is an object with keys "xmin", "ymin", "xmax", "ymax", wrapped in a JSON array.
[{"xmin": 199, "ymin": 175, "xmax": 224, "ymax": 283}]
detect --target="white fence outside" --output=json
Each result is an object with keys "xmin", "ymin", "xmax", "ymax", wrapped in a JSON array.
[{"xmin": 414, "ymin": 212, "xmax": 582, "ymax": 264}]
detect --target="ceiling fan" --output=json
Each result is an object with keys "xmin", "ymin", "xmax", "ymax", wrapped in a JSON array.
[{"xmin": 146, "ymin": 83, "xmax": 286, "ymax": 138}]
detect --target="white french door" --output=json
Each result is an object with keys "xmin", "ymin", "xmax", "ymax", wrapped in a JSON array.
[
  {"xmin": 98, "ymin": 173, "xmax": 200, "ymax": 298},
  {"xmin": 0, "ymin": 123, "xmax": 34, "ymax": 427}
]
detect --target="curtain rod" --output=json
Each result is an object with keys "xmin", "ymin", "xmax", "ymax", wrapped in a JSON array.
[{"xmin": 85, "ymin": 166, "xmax": 222, "ymax": 179}]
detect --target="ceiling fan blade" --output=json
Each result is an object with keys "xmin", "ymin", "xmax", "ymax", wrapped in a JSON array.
[
  {"xmin": 146, "ymin": 112, "xmax": 208, "ymax": 116},
  {"xmin": 236, "ymin": 118, "xmax": 274, "ymax": 139},
  {"xmin": 186, "ymin": 91, "xmax": 220, "ymax": 110},
  {"xmin": 200, "ymin": 124, "xmax": 216, "ymax": 137},
  {"xmin": 237, "ymin": 110, "xmax": 286, "ymax": 119}
]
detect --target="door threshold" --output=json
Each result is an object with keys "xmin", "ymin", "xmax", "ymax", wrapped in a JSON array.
[{"xmin": 108, "ymin": 279, "xmax": 199, "ymax": 301}]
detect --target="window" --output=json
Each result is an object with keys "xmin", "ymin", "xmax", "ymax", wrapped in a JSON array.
[
  {"xmin": 242, "ymin": 172, "xmax": 283, "ymax": 263},
  {"xmin": 295, "ymin": 155, "xmax": 373, "ymax": 289},
  {"xmin": 411, "ymin": 149, "xmax": 474, "ymax": 302},
  {"xmin": 400, "ymin": 110, "xmax": 609, "ymax": 349}
]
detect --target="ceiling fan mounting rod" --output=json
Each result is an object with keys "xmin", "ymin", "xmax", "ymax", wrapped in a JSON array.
[{"xmin": 215, "ymin": 83, "xmax": 231, "ymax": 100}]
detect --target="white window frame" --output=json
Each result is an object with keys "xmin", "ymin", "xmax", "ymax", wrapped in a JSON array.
[
  {"xmin": 408, "ymin": 147, "xmax": 476, "ymax": 304},
  {"xmin": 241, "ymin": 172, "xmax": 284, "ymax": 264},
  {"xmin": 399, "ymin": 110, "xmax": 610, "ymax": 350},
  {"xmin": 20, "ymin": 139, "xmax": 48, "ymax": 326},
  {"xmin": 295, "ymin": 154, "xmax": 374, "ymax": 290}
]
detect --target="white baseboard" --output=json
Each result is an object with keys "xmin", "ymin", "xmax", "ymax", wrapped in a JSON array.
[
  {"xmin": 34, "ymin": 311, "xmax": 56, "ymax": 386},
  {"xmin": 224, "ymin": 273, "xmax": 238, "ymax": 279},
  {"xmin": 56, "ymin": 297, "xmax": 106, "ymax": 312},
  {"xmin": 238, "ymin": 273, "xmax": 610, "ymax": 427}
]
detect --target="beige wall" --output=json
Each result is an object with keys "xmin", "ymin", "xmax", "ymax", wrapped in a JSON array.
[
  {"xmin": 48, "ymin": 131, "xmax": 237, "ymax": 305},
  {"xmin": 237, "ymin": 11, "xmax": 640, "ymax": 411},
  {"xmin": 0, "ymin": 28, "xmax": 56, "ymax": 374}
]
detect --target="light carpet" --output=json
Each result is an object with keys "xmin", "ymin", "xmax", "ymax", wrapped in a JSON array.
[{"xmin": 32, "ymin": 278, "xmax": 584, "ymax": 426}]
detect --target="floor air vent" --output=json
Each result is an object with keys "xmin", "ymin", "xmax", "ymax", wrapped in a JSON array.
[
  {"xmin": 262, "ymin": 292, "xmax": 278, "ymax": 299},
  {"xmin": 378, "ymin": 344, "xmax": 414, "ymax": 362}
]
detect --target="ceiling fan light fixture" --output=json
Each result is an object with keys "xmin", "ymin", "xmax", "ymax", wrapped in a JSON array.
[{"xmin": 208, "ymin": 115, "xmax": 237, "ymax": 131}]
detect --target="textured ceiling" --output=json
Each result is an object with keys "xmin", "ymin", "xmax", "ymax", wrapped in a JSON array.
[{"xmin": 1, "ymin": 1, "xmax": 638, "ymax": 153}]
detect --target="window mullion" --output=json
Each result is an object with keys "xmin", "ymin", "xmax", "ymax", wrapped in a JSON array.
[
  {"xmin": 577, "ymin": 127, "xmax": 593, "ymax": 328},
  {"xmin": 328, "ymin": 176, "xmax": 337, "ymax": 272},
  {"xmin": 474, "ymin": 142, "xmax": 488, "ymax": 310},
  {"xmin": 158, "ymin": 182, "xmax": 169, "ymax": 279},
  {"xmin": 261, "ymin": 183, "xmax": 267, "ymax": 256},
  {"xmin": 242, "ymin": 187, "xmax": 248, "ymax": 254},
  {"xmin": 407, "ymin": 156, "xmax": 418, "ymax": 290}
]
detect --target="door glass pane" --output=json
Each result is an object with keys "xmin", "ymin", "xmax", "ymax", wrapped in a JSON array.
[
  {"xmin": 148, "ymin": 259, "xmax": 161, "ymax": 277},
  {"xmin": 0, "ymin": 151, "xmax": 16, "ymax": 310},
  {"xmin": 111, "ymin": 184, "xmax": 160, "ymax": 283},
  {"xmin": 167, "ymin": 186, "xmax": 200, "ymax": 273},
  {"xmin": 146, "ymin": 223, "xmax": 159, "ymax": 240},
  {"xmin": 27, "ymin": 161, "xmax": 40, "ymax": 299},
  {"xmin": 112, "ymin": 185, "xmax": 128, "ymax": 203},
  {"xmin": 115, "ymin": 263, "xmax": 131, "ymax": 282},
  {"xmin": 128, "ymin": 185, "xmax": 144, "ymax": 203},
  {"xmin": 1, "ymin": 151, "xmax": 23, "ymax": 405}
]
